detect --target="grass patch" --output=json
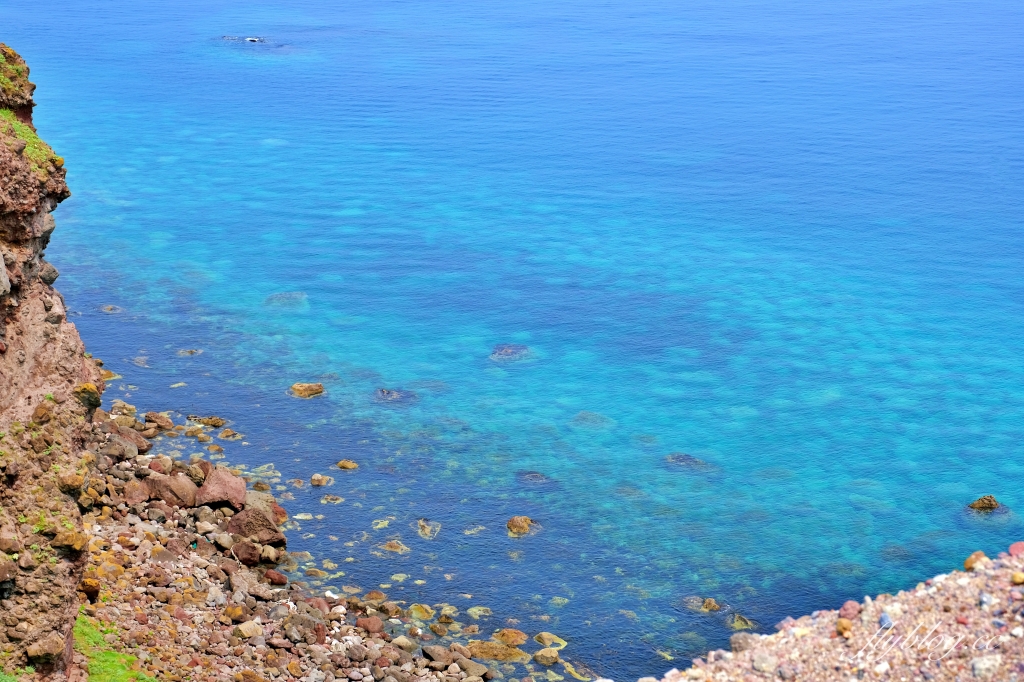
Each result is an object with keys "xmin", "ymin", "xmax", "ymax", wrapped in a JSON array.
[
  {"xmin": 74, "ymin": 613, "xmax": 155, "ymax": 682},
  {"xmin": 0, "ymin": 108, "xmax": 60, "ymax": 176}
]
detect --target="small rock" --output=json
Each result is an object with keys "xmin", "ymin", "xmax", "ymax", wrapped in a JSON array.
[
  {"xmin": 533, "ymin": 648, "xmax": 559, "ymax": 666},
  {"xmin": 391, "ymin": 635, "xmax": 417, "ymax": 653},
  {"xmin": 836, "ymin": 618, "xmax": 853, "ymax": 636},
  {"xmin": 264, "ymin": 569, "xmax": 288, "ymax": 585},
  {"xmin": 72, "ymin": 383, "xmax": 102, "ymax": 409},
  {"xmin": 1009, "ymin": 541, "xmax": 1024, "ymax": 557},
  {"xmin": 311, "ymin": 473, "xmax": 331, "ymax": 486},
  {"xmin": 357, "ymin": 616, "xmax": 383, "ymax": 633},
  {"xmin": 1012, "ymin": 572, "xmax": 1024, "ymax": 585},
  {"xmin": 701, "ymin": 597, "xmax": 721, "ymax": 612},
  {"xmin": 964, "ymin": 550, "xmax": 987, "ymax": 571},
  {"xmin": 970, "ymin": 655, "xmax": 1002, "ymax": 680},
  {"xmin": 729, "ymin": 632, "xmax": 758, "ymax": 653},
  {"xmin": 751, "ymin": 652, "xmax": 777, "ymax": 674},
  {"xmin": 337, "ymin": 459, "xmax": 359, "ymax": 470},
  {"xmin": 234, "ymin": 621, "xmax": 264, "ymax": 638},
  {"xmin": 291, "ymin": 382, "xmax": 325, "ymax": 398}
]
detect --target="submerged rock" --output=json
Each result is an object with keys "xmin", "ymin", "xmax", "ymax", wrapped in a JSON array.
[
  {"xmin": 417, "ymin": 518, "xmax": 441, "ymax": 540},
  {"xmin": 516, "ymin": 470, "xmax": 555, "ymax": 485},
  {"xmin": 466, "ymin": 640, "xmax": 530, "ymax": 663},
  {"xmin": 494, "ymin": 628, "xmax": 528, "ymax": 646},
  {"xmin": 489, "ymin": 344, "xmax": 530, "ymax": 362},
  {"xmin": 534, "ymin": 632, "xmax": 567, "ymax": 650},
  {"xmin": 189, "ymin": 414, "xmax": 227, "ymax": 427},
  {"xmin": 264, "ymin": 291, "xmax": 307, "ymax": 307},
  {"xmin": 374, "ymin": 388, "xmax": 417, "ymax": 404},
  {"xmin": 665, "ymin": 452, "xmax": 719, "ymax": 473}
]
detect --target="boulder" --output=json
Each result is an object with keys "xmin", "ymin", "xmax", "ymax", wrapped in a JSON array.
[
  {"xmin": 264, "ymin": 569, "xmax": 288, "ymax": 586},
  {"xmin": 466, "ymin": 640, "xmax": 530, "ymax": 663},
  {"xmin": 533, "ymin": 648, "xmax": 559, "ymax": 666},
  {"xmin": 493, "ymin": 629, "xmax": 528, "ymax": 647},
  {"xmin": 838, "ymin": 600, "xmax": 862, "ymax": 619},
  {"xmin": 233, "ymin": 540, "xmax": 261, "ymax": 567},
  {"xmin": 336, "ymin": 459, "xmax": 359, "ymax": 470},
  {"xmin": 729, "ymin": 632, "xmax": 758, "ymax": 652},
  {"xmin": 72, "ymin": 383, "xmax": 102, "ymax": 409},
  {"xmin": 506, "ymin": 516, "xmax": 534, "ymax": 536},
  {"xmin": 146, "ymin": 472, "xmax": 198, "ymax": 508},
  {"xmin": 422, "ymin": 645, "xmax": 452, "ymax": 665},
  {"xmin": 123, "ymin": 479, "xmax": 148, "ymax": 505},
  {"xmin": 1009, "ymin": 541, "xmax": 1024, "ymax": 557},
  {"xmin": 0, "ymin": 530, "xmax": 22, "ymax": 553},
  {"xmin": 196, "ymin": 467, "xmax": 246, "ymax": 510},
  {"xmin": 291, "ymin": 383, "xmax": 325, "ymax": 398},
  {"xmin": 356, "ymin": 616, "xmax": 383, "ymax": 633},
  {"xmin": 391, "ymin": 635, "xmax": 417, "ymax": 653},
  {"xmin": 227, "ymin": 508, "xmax": 286, "ymax": 546},
  {"xmin": 144, "ymin": 411, "xmax": 174, "ymax": 430},
  {"xmin": 26, "ymin": 632, "xmax": 65, "ymax": 661},
  {"xmin": 968, "ymin": 495, "xmax": 1000, "ymax": 511},
  {"xmin": 533, "ymin": 632, "xmax": 567, "ymax": 649}
]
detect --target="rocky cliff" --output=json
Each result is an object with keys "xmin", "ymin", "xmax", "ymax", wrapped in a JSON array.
[{"xmin": 1, "ymin": 42, "xmax": 106, "ymax": 675}]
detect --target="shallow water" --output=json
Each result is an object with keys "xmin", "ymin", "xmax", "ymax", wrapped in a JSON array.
[{"xmin": 5, "ymin": 0, "xmax": 1024, "ymax": 677}]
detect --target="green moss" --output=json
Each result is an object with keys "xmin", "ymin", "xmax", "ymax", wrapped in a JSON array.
[
  {"xmin": 0, "ymin": 48, "xmax": 28, "ymax": 98},
  {"xmin": 74, "ymin": 614, "xmax": 155, "ymax": 682},
  {"xmin": 0, "ymin": 108, "xmax": 60, "ymax": 176}
]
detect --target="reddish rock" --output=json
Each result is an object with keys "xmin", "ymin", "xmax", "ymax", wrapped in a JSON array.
[
  {"xmin": 307, "ymin": 597, "xmax": 330, "ymax": 615},
  {"xmin": 264, "ymin": 569, "xmax": 288, "ymax": 585},
  {"xmin": 1010, "ymin": 541, "xmax": 1024, "ymax": 558},
  {"xmin": 149, "ymin": 459, "xmax": 166, "ymax": 474},
  {"xmin": 173, "ymin": 606, "xmax": 192, "ymax": 623},
  {"xmin": 195, "ymin": 467, "xmax": 247, "ymax": 510},
  {"xmin": 123, "ymin": 479, "xmax": 148, "ymax": 505},
  {"xmin": 134, "ymin": 612, "xmax": 149, "ymax": 625},
  {"xmin": 117, "ymin": 424, "xmax": 152, "ymax": 453},
  {"xmin": 356, "ymin": 616, "xmax": 384, "ymax": 633},
  {"xmin": 146, "ymin": 472, "xmax": 198, "ymax": 508},
  {"xmin": 227, "ymin": 508, "xmax": 286, "ymax": 546},
  {"xmin": 314, "ymin": 622, "xmax": 327, "ymax": 645},
  {"xmin": 271, "ymin": 502, "xmax": 289, "ymax": 525},
  {"xmin": 233, "ymin": 540, "xmax": 260, "ymax": 567},
  {"xmin": 144, "ymin": 411, "xmax": 174, "ymax": 430},
  {"xmin": 838, "ymin": 600, "xmax": 861, "ymax": 619}
]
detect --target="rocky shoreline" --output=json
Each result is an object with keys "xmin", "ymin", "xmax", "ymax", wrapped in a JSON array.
[{"xmin": 4, "ymin": 40, "xmax": 1024, "ymax": 682}]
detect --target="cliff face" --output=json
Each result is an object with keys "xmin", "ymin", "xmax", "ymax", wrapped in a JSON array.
[{"xmin": 1, "ymin": 43, "xmax": 106, "ymax": 675}]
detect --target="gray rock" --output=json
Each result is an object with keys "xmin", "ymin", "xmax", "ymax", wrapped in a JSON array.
[
  {"xmin": 752, "ymin": 651, "xmax": 778, "ymax": 673},
  {"xmin": 729, "ymin": 632, "xmax": 758, "ymax": 653},
  {"xmin": 971, "ymin": 655, "xmax": 1002, "ymax": 680},
  {"xmin": 38, "ymin": 261, "xmax": 59, "ymax": 285}
]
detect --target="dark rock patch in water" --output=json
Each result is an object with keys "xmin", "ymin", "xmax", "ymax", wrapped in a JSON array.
[
  {"xmin": 665, "ymin": 452, "xmax": 720, "ymax": 474},
  {"xmin": 516, "ymin": 470, "xmax": 556, "ymax": 486},
  {"xmin": 264, "ymin": 291, "xmax": 308, "ymax": 308},
  {"xmin": 489, "ymin": 343, "xmax": 530, "ymax": 362},
  {"xmin": 374, "ymin": 388, "xmax": 418, "ymax": 404}
]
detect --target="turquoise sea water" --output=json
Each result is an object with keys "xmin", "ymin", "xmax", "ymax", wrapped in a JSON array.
[{"xmin": 5, "ymin": 0, "xmax": 1024, "ymax": 676}]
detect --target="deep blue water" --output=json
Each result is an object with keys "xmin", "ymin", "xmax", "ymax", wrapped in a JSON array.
[{"xmin": 4, "ymin": 0, "xmax": 1024, "ymax": 678}]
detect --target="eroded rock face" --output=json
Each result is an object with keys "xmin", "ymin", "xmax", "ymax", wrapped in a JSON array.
[{"xmin": 0, "ymin": 43, "xmax": 105, "ymax": 676}]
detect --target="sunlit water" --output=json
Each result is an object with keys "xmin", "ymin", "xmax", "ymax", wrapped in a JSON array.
[{"xmin": 5, "ymin": 0, "xmax": 1024, "ymax": 677}]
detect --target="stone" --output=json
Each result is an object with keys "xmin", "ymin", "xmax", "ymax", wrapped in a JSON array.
[
  {"xmin": 233, "ymin": 540, "xmax": 261, "ymax": 566},
  {"xmin": 336, "ymin": 459, "xmax": 359, "ymax": 470},
  {"xmin": 228, "ymin": 508, "xmax": 286, "ymax": 546},
  {"xmin": 1009, "ymin": 541, "xmax": 1024, "ymax": 557},
  {"xmin": 189, "ymin": 415, "xmax": 227, "ymax": 427},
  {"xmin": 264, "ymin": 569, "xmax": 288, "ymax": 585},
  {"xmin": 838, "ymin": 599, "xmax": 861, "ymax": 619},
  {"xmin": 0, "ymin": 530, "xmax": 21, "ymax": 553},
  {"xmin": 196, "ymin": 467, "xmax": 247, "ymax": 510},
  {"xmin": 533, "ymin": 632, "xmax": 567, "ymax": 650},
  {"xmin": 836, "ymin": 617, "xmax": 853, "ymax": 636},
  {"xmin": 494, "ymin": 629, "xmax": 528, "ymax": 647},
  {"xmin": 729, "ymin": 632, "xmax": 758, "ymax": 653},
  {"xmin": 751, "ymin": 652, "xmax": 777, "ymax": 673},
  {"xmin": 123, "ymin": 479, "xmax": 148, "ymax": 505},
  {"xmin": 225, "ymin": 604, "xmax": 250, "ymax": 623},
  {"xmin": 0, "ymin": 556, "xmax": 19, "ymax": 582},
  {"xmin": 489, "ymin": 344, "xmax": 530, "ymax": 362},
  {"xmin": 701, "ymin": 597, "xmax": 721, "ymax": 612},
  {"xmin": 533, "ymin": 648, "xmax": 559, "ymax": 666},
  {"xmin": 357, "ymin": 616, "xmax": 384, "ymax": 633},
  {"xmin": 391, "ymin": 635, "xmax": 417, "ymax": 653},
  {"xmin": 57, "ymin": 471, "xmax": 85, "ymax": 494},
  {"xmin": 39, "ymin": 261, "xmax": 59, "ymax": 284},
  {"xmin": 26, "ymin": 632, "xmax": 65, "ymax": 661},
  {"xmin": 458, "ymin": 658, "xmax": 489, "ymax": 677},
  {"xmin": 968, "ymin": 495, "xmax": 1000, "ymax": 511},
  {"xmin": 260, "ymin": 545, "xmax": 279, "ymax": 563},
  {"xmin": 466, "ymin": 641, "xmax": 530, "ymax": 663},
  {"xmin": 1012, "ymin": 572, "xmax": 1024, "ymax": 585},
  {"xmin": 970, "ymin": 655, "xmax": 1002, "ymax": 680},
  {"xmin": 234, "ymin": 621, "xmax": 264, "ymax": 638},
  {"xmin": 291, "ymin": 382, "xmax": 325, "ymax": 398},
  {"xmin": 186, "ymin": 464, "xmax": 207, "ymax": 485},
  {"xmin": 311, "ymin": 473, "xmax": 330, "ymax": 486},
  {"xmin": 422, "ymin": 645, "xmax": 453, "ymax": 665},
  {"xmin": 146, "ymin": 472, "xmax": 198, "ymax": 507},
  {"xmin": 964, "ymin": 550, "xmax": 987, "ymax": 571},
  {"xmin": 730, "ymin": 613, "xmax": 754, "ymax": 630},
  {"xmin": 409, "ymin": 604, "xmax": 435, "ymax": 620},
  {"xmin": 72, "ymin": 383, "xmax": 102, "ymax": 409},
  {"xmin": 80, "ymin": 577, "xmax": 101, "ymax": 602},
  {"xmin": 506, "ymin": 516, "xmax": 534, "ymax": 536},
  {"xmin": 144, "ymin": 411, "xmax": 174, "ymax": 429},
  {"xmin": 51, "ymin": 530, "xmax": 88, "ymax": 552}
]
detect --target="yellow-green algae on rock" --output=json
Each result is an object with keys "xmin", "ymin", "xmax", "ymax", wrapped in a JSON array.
[{"xmin": 74, "ymin": 612, "xmax": 156, "ymax": 681}]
